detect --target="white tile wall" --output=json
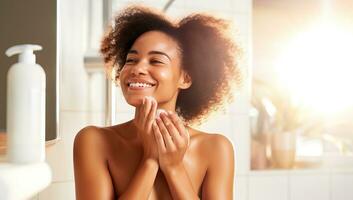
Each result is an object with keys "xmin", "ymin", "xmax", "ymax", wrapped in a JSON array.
[
  {"xmin": 60, "ymin": 0, "xmax": 91, "ymax": 112},
  {"xmin": 196, "ymin": 112, "xmax": 233, "ymax": 136},
  {"xmin": 233, "ymin": 13, "xmax": 251, "ymax": 36},
  {"xmin": 235, "ymin": 175, "xmax": 248, "ymax": 200},
  {"xmin": 38, "ymin": 181, "xmax": 75, "ymax": 200},
  {"xmin": 289, "ymin": 172, "xmax": 330, "ymax": 200},
  {"xmin": 115, "ymin": 87, "xmax": 134, "ymax": 113},
  {"xmin": 231, "ymin": 115, "xmax": 251, "ymax": 175},
  {"xmin": 232, "ymin": 0, "xmax": 252, "ymax": 14},
  {"xmin": 248, "ymin": 174, "xmax": 289, "ymax": 200},
  {"xmin": 331, "ymin": 172, "xmax": 353, "ymax": 200},
  {"xmin": 228, "ymin": 80, "xmax": 251, "ymax": 115},
  {"xmin": 46, "ymin": 111, "xmax": 105, "ymax": 183},
  {"xmin": 115, "ymin": 112, "xmax": 135, "ymax": 124}
]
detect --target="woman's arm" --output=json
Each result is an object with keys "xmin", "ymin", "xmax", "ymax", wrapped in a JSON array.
[
  {"xmin": 153, "ymin": 111, "xmax": 199, "ymax": 199},
  {"xmin": 73, "ymin": 126, "xmax": 115, "ymax": 200},
  {"xmin": 162, "ymin": 163, "xmax": 200, "ymax": 200},
  {"xmin": 118, "ymin": 158, "xmax": 159, "ymax": 200},
  {"xmin": 201, "ymin": 134, "xmax": 235, "ymax": 200},
  {"xmin": 119, "ymin": 96, "xmax": 160, "ymax": 199}
]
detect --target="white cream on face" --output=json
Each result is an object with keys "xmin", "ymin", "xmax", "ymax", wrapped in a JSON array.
[{"xmin": 156, "ymin": 109, "xmax": 167, "ymax": 119}]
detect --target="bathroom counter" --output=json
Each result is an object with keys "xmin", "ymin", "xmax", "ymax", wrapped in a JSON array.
[
  {"xmin": 0, "ymin": 162, "xmax": 52, "ymax": 200},
  {"xmin": 0, "ymin": 133, "xmax": 54, "ymax": 200}
]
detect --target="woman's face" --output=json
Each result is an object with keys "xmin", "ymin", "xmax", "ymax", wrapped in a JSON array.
[{"xmin": 119, "ymin": 31, "xmax": 190, "ymax": 109}]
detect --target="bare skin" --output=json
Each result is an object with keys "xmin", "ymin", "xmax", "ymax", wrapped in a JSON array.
[{"xmin": 73, "ymin": 31, "xmax": 235, "ymax": 199}]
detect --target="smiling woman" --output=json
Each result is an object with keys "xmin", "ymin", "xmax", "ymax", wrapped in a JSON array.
[{"xmin": 73, "ymin": 5, "xmax": 242, "ymax": 200}]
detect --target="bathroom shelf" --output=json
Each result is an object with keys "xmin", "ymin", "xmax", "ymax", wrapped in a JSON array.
[{"xmin": 0, "ymin": 162, "xmax": 52, "ymax": 200}]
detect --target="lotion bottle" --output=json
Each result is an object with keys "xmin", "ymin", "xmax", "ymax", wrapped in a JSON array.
[{"xmin": 5, "ymin": 44, "xmax": 46, "ymax": 163}]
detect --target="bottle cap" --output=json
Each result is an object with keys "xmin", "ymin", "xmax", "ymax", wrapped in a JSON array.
[{"xmin": 5, "ymin": 44, "xmax": 42, "ymax": 64}]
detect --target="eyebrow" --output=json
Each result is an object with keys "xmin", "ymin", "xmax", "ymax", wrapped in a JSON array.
[{"xmin": 128, "ymin": 49, "xmax": 171, "ymax": 61}]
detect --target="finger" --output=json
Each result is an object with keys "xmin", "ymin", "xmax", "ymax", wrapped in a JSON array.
[
  {"xmin": 152, "ymin": 121, "xmax": 166, "ymax": 153},
  {"xmin": 139, "ymin": 96, "xmax": 147, "ymax": 121},
  {"xmin": 168, "ymin": 111, "xmax": 190, "ymax": 146},
  {"xmin": 168, "ymin": 111, "xmax": 187, "ymax": 138},
  {"xmin": 134, "ymin": 97, "xmax": 144, "ymax": 120},
  {"xmin": 156, "ymin": 117, "xmax": 175, "ymax": 151},
  {"xmin": 160, "ymin": 112, "xmax": 183, "ymax": 145},
  {"xmin": 146, "ymin": 98, "xmax": 157, "ymax": 127},
  {"xmin": 143, "ymin": 97, "xmax": 152, "ymax": 124}
]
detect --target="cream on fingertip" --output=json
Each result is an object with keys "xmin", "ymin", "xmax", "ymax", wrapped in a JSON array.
[{"xmin": 156, "ymin": 109, "xmax": 167, "ymax": 119}]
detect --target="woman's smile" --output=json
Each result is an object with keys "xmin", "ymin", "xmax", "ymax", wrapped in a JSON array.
[{"xmin": 126, "ymin": 78, "xmax": 157, "ymax": 92}]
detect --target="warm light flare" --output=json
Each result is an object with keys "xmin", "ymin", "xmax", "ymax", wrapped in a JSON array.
[{"xmin": 275, "ymin": 22, "xmax": 353, "ymax": 114}]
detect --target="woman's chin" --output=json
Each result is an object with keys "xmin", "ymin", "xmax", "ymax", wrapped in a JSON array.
[{"xmin": 126, "ymin": 98, "xmax": 143, "ymax": 107}]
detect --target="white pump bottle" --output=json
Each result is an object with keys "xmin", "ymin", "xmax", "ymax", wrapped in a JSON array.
[{"xmin": 5, "ymin": 44, "xmax": 46, "ymax": 163}]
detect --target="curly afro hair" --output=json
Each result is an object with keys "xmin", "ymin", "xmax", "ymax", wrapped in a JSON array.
[{"xmin": 101, "ymin": 5, "xmax": 242, "ymax": 124}]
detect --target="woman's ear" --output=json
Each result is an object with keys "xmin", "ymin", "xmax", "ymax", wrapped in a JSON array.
[{"xmin": 179, "ymin": 71, "xmax": 192, "ymax": 89}]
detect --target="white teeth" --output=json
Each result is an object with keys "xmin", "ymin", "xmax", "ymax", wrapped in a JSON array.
[{"xmin": 129, "ymin": 82, "xmax": 153, "ymax": 88}]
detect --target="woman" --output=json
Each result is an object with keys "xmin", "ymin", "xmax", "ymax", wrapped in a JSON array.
[{"xmin": 74, "ymin": 5, "xmax": 242, "ymax": 200}]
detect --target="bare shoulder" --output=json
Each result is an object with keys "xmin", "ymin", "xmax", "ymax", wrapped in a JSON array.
[
  {"xmin": 189, "ymin": 128, "xmax": 235, "ymax": 163},
  {"xmin": 74, "ymin": 126, "xmax": 107, "ymax": 146},
  {"xmin": 73, "ymin": 125, "xmax": 116, "ymax": 199},
  {"xmin": 73, "ymin": 126, "xmax": 108, "ymax": 157},
  {"xmin": 190, "ymin": 128, "xmax": 234, "ymax": 149},
  {"xmin": 75, "ymin": 122, "xmax": 129, "ymax": 141},
  {"xmin": 73, "ymin": 125, "xmax": 121, "ymax": 157},
  {"xmin": 75, "ymin": 125, "xmax": 104, "ymax": 140},
  {"xmin": 192, "ymin": 130, "xmax": 235, "ymax": 193}
]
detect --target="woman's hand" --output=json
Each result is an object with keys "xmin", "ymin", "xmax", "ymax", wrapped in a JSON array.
[
  {"xmin": 152, "ymin": 111, "xmax": 190, "ymax": 172},
  {"xmin": 134, "ymin": 96, "xmax": 158, "ymax": 161}
]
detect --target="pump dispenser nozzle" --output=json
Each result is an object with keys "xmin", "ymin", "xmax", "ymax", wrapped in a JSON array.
[{"xmin": 5, "ymin": 44, "xmax": 42, "ymax": 64}]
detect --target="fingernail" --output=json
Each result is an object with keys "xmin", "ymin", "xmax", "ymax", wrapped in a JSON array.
[
  {"xmin": 160, "ymin": 111, "xmax": 167, "ymax": 117},
  {"xmin": 156, "ymin": 109, "xmax": 165, "ymax": 118}
]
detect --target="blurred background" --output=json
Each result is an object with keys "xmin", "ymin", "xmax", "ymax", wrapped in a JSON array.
[{"xmin": 2, "ymin": 0, "xmax": 352, "ymax": 199}]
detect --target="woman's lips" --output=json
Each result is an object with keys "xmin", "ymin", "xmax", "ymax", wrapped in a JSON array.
[
  {"xmin": 125, "ymin": 79, "xmax": 157, "ymax": 92},
  {"xmin": 127, "ymin": 84, "xmax": 155, "ymax": 91},
  {"xmin": 127, "ymin": 86, "xmax": 154, "ymax": 91}
]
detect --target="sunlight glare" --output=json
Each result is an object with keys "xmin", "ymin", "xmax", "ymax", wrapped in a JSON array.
[{"xmin": 275, "ymin": 22, "xmax": 353, "ymax": 114}]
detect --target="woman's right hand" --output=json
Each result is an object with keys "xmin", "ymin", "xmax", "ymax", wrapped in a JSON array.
[{"xmin": 133, "ymin": 96, "xmax": 159, "ymax": 161}]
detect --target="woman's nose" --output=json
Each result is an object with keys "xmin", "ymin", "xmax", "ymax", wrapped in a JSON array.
[{"xmin": 130, "ymin": 61, "xmax": 148, "ymax": 75}]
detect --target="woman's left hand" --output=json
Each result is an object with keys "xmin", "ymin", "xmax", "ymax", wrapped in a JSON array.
[{"xmin": 152, "ymin": 111, "xmax": 190, "ymax": 172}]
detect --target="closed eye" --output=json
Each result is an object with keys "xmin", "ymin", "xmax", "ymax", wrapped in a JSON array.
[
  {"xmin": 150, "ymin": 59, "xmax": 164, "ymax": 64},
  {"xmin": 126, "ymin": 58, "xmax": 137, "ymax": 64}
]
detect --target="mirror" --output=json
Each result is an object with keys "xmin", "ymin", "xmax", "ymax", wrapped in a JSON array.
[{"xmin": 0, "ymin": 0, "xmax": 59, "ymax": 146}]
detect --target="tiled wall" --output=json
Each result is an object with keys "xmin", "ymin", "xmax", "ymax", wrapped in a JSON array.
[{"xmin": 32, "ymin": 0, "xmax": 251, "ymax": 199}]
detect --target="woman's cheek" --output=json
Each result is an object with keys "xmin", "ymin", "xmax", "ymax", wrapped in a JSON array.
[{"xmin": 158, "ymin": 70, "xmax": 170, "ymax": 79}]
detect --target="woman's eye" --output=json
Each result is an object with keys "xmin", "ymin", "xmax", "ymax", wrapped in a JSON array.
[
  {"xmin": 126, "ymin": 59, "xmax": 136, "ymax": 64},
  {"xmin": 151, "ymin": 60, "xmax": 164, "ymax": 64}
]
